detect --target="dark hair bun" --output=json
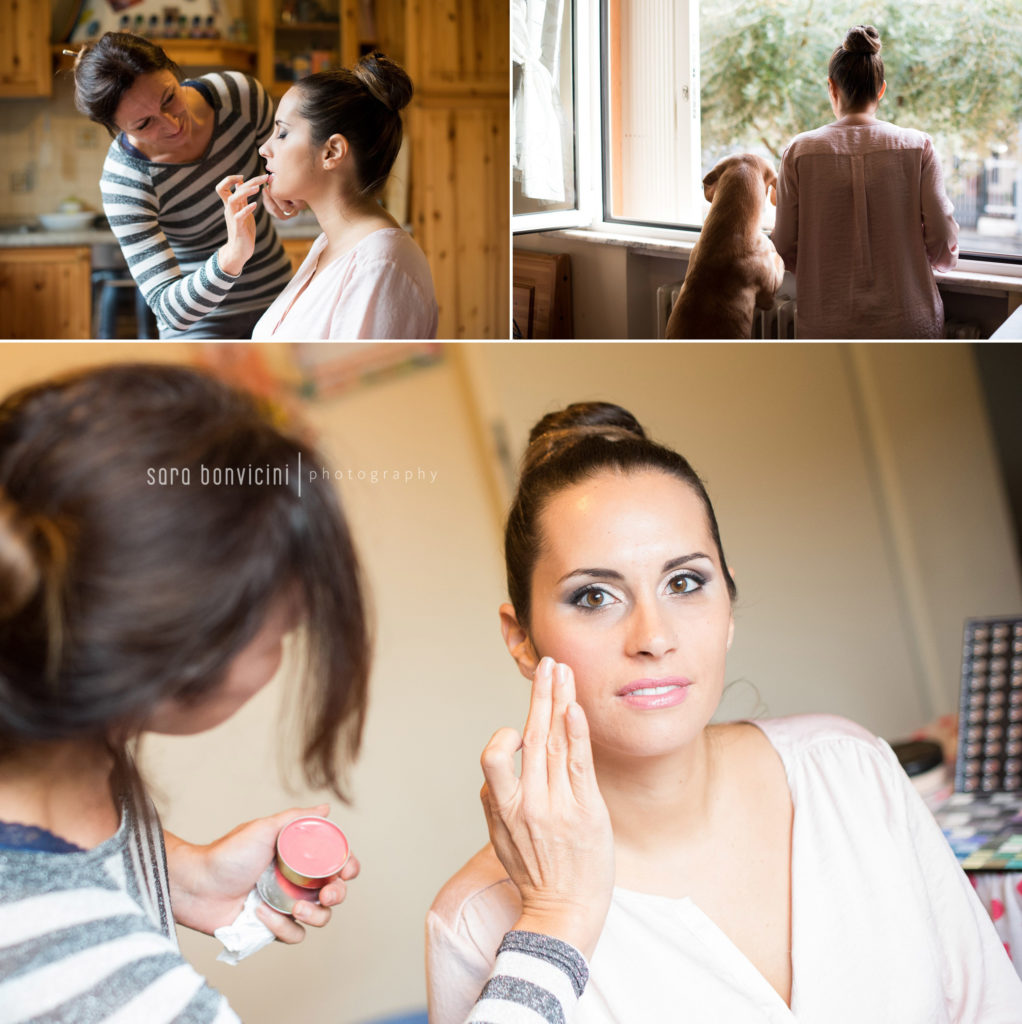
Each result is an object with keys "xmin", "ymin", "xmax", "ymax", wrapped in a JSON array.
[
  {"xmin": 523, "ymin": 402, "xmax": 647, "ymax": 476},
  {"xmin": 352, "ymin": 51, "xmax": 413, "ymax": 113},
  {"xmin": 528, "ymin": 401, "xmax": 645, "ymax": 446},
  {"xmin": 844, "ymin": 25, "xmax": 881, "ymax": 55}
]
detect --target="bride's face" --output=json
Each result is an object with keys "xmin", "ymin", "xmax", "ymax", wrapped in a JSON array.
[
  {"xmin": 259, "ymin": 87, "xmax": 319, "ymax": 204},
  {"xmin": 510, "ymin": 468, "xmax": 735, "ymax": 762}
]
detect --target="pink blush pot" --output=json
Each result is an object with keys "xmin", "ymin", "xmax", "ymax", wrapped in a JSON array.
[{"xmin": 256, "ymin": 816, "xmax": 349, "ymax": 915}]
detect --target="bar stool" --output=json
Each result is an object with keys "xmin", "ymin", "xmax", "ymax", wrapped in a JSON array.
[{"xmin": 91, "ymin": 270, "xmax": 158, "ymax": 339}]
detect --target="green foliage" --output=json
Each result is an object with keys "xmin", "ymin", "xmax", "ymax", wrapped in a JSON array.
[{"xmin": 700, "ymin": 0, "xmax": 1022, "ymax": 163}]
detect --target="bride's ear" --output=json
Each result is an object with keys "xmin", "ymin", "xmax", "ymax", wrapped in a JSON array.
[
  {"xmin": 499, "ymin": 602, "xmax": 539, "ymax": 679},
  {"xmin": 322, "ymin": 133, "xmax": 349, "ymax": 170}
]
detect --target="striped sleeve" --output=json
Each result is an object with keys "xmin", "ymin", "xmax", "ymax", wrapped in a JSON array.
[
  {"xmin": 101, "ymin": 150, "xmax": 240, "ymax": 332},
  {"xmin": 464, "ymin": 932, "xmax": 589, "ymax": 1024}
]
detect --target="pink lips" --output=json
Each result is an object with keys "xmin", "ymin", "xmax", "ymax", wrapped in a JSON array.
[{"xmin": 616, "ymin": 676, "xmax": 692, "ymax": 709}]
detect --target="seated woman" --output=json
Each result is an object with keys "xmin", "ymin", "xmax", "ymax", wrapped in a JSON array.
[
  {"xmin": 427, "ymin": 401, "xmax": 1022, "ymax": 1022},
  {"xmin": 251, "ymin": 53, "xmax": 438, "ymax": 340},
  {"xmin": 0, "ymin": 365, "xmax": 602, "ymax": 1022},
  {"xmin": 772, "ymin": 25, "xmax": 959, "ymax": 338}
]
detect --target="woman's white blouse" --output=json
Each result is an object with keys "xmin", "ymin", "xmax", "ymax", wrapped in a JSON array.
[
  {"xmin": 252, "ymin": 227, "xmax": 438, "ymax": 340},
  {"xmin": 427, "ymin": 714, "xmax": 1022, "ymax": 1023}
]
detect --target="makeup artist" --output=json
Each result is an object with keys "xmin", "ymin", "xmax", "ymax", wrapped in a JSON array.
[
  {"xmin": 0, "ymin": 363, "xmax": 615, "ymax": 1023},
  {"xmin": 71, "ymin": 32, "xmax": 296, "ymax": 338}
]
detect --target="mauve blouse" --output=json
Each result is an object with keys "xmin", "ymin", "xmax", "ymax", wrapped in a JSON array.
[{"xmin": 772, "ymin": 121, "xmax": 959, "ymax": 339}]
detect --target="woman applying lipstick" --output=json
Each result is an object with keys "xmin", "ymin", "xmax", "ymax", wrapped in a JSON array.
[
  {"xmin": 427, "ymin": 401, "xmax": 1021, "ymax": 1023},
  {"xmin": 250, "ymin": 53, "xmax": 437, "ymax": 340},
  {"xmin": 72, "ymin": 33, "xmax": 295, "ymax": 338}
]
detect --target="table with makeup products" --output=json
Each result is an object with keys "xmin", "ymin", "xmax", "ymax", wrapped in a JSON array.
[{"xmin": 907, "ymin": 617, "xmax": 1022, "ymax": 977}]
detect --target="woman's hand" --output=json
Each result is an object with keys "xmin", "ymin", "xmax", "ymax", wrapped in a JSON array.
[
  {"xmin": 261, "ymin": 178, "xmax": 305, "ymax": 220},
  {"xmin": 481, "ymin": 657, "xmax": 614, "ymax": 961},
  {"xmin": 215, "ymin": 173, "xmax": 267, "ymax": 277},
  {"xmin": 164, "ymin": 804, "xmax": 359, "ymax": 944}
]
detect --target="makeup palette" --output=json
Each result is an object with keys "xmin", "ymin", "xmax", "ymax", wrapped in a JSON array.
[
  {"xmin": 935, "ymin": 616, "xmax": 1022, "ymax": 872},
  {"xmin": 934, "ymin": 792, "xmax": 1022, "ymax": 869},
  {"xmin": 954, "ymin": 615, "xmax": 1022, "ymax": 794}
]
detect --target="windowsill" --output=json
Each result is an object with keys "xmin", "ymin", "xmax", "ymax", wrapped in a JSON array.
[{"xmin": 533, "ymin": 226, "xmax": 1022, "ymax": 296}]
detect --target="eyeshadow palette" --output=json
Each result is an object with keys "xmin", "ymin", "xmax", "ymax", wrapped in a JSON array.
[
  {"xmin": 935, "ymin": 792, "xmax": 1022, "ymax": 869},
  {"xmin": 954, "ymin": 616, "xmax": 1022, "ymax": 794}
]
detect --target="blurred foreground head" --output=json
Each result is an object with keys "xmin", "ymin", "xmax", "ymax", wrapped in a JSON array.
[{"xmin": 0, "ymin": 363, "xmax": 370, "ymax": 798}]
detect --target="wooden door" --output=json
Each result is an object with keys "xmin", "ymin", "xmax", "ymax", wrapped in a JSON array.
[{"xmin": 406, "ymin": 0, "xmax": 509, "ymax": 338}]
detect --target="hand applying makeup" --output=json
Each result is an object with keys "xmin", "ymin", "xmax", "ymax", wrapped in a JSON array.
[
  {"xmin": 480, "ymin": 658, "xmax": 615, "ymax": 961},
  {"xmin": 214, "ymin": 173, "xmax": 269, "ymax": 277},
  {"xmin": 164, "ymin": 804, "xmax": 360, "ymax": 944}
]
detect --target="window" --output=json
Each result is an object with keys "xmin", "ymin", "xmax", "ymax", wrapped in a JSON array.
[
  {"xmin": 512, "ymin": 0, "xmax": 583, "ymax": 230},
  {"xmin": 603, "ymin": 0, "xmax": 701, "ymax": 227},
  {"xmin": 517, "ymin": 0, "xmax": 1022, "ymax": 263}
]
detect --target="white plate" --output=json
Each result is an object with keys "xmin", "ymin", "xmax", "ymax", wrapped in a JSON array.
[{"xmin": 39, "ymin": 211, "xmax": 97, "ymax": 231}]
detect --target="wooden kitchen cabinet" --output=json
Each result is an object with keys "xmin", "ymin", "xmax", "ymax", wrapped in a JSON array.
[
  {"xmin": 0, "ymin": 0, "xmax": 52, "ymax": 96},
  {"xmin": 0, "ymin": 247, "xmax": 92, "ymax": 338},
  {"xmin": 256, "ymin": 0, "xmax": 361, "ymax": 99},
  {"xmin": 281, "ymin": 236, "xmax": 315, "ymax": 273}
]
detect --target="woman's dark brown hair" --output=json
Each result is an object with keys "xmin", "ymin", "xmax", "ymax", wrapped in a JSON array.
[
  {"xmin": 505, "ymin": 401, "xmax": 737, "ymax": 629},
  {"xmin": 0, "ymin": 363, "xmax": 370, "ymax": 799},
  {"xmin": 72, "ymin": 32, "xmax": 182, "ymax": 136},
  {"xmin": 829, "ymin": 25, "xmax": 885, "ymax": 110},
  {"xmin": 295, "ymin": 51, "xmax": 413, "ymax": 198}
]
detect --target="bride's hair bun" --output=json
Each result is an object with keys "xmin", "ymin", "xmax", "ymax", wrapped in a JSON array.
[
  {"xmin": 523, "ymin": 402, "xmax": 646, "ymax": 476},
  {"xmin": 352, "ymin": 51, "xmax": 413, "ymax": 113},
  {"xmin": 843, "ymin": 25, "xmax": 881, "ymax": 55},
  {"xmin": 830, "ymin": 24, "xmax": 885, "ymax": 108}
]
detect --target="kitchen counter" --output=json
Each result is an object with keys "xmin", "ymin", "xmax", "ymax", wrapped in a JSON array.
[{"xmin": 0, "ymin": 213, "xmax": 322, "ymax": 248}]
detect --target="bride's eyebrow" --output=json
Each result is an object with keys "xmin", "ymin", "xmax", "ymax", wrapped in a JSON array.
[
  {"xmin": 557, "ymin": 568, "xmax": 623, "ymax": 585},
  {"xmin": 557, "ymin": 552, "xmax": 713, "ymax": 586},
  {"xmin": 662, "ymin": 553, "xmax": 712, "ymax": 572}
]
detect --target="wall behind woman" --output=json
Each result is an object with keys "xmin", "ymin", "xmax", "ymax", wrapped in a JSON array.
[{"xmin": 464, "ymin": 342, "xmax": 1022, "ymax": 734}]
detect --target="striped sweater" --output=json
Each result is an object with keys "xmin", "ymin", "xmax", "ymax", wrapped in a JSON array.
[
  {"xmin": 100, "ymin": 72, "xmax": 292, "ymax": 333},
  {"xmin": 0, "ymin": 797, "xmax": 238, "ymax": 1023},
  {"xmin": 0, "ymin": 807, "xmax": 586, "ymax": 1023}
]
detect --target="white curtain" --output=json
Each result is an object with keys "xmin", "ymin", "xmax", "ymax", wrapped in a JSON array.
[{"xmin": 512, "ymin": 0, "xmax": 568, "ymax": 203}]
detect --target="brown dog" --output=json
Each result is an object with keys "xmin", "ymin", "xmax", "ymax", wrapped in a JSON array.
[{"xmin": 665, "ymin": 154, "xmax": 785, "ymax": 339}]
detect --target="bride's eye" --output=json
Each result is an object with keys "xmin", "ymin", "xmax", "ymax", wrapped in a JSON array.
[
  {"xmin": 666, "ymin": 572, "xmax": 704, "ymax": 595},
  {"xmin": 570, "ymin": 585, "xmax": 615, "ymax": 611}
]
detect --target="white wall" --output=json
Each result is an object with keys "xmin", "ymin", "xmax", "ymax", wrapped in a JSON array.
[{"xmin": 1, "ymin": 341, "xmax": 1019, "ymax": 1023}]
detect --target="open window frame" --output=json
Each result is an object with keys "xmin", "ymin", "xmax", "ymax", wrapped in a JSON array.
[{"xmin": 514, "ymin": 0, "xmax": 1022, "ymax": 277}]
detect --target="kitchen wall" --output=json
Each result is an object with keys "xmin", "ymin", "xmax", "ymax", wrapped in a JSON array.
[
  {"xmin": 0, "ymin": 342, "xmax": 1019, "ymax": 1021},
  {"xmin": 0, "ymin": 75, "xmax": 110, "ymax": 219}
]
